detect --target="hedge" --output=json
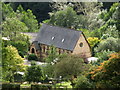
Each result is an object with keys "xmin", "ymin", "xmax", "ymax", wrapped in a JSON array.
[
  {"xmin": 2, "ymin": 83, "xmax": 20, "ymax": 90},
  {"xmin": 31, "ymin": 84, "xmax": 52, "ymax": 90},
  {"xmin": 28, "ymin": 54, "xmax": 38, "ymax": 61}
]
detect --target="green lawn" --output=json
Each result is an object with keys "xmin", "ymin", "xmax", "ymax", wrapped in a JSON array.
[
  {"xmin": 55, "ymin": 81, "xmax": 72, "ymax": 88},
  {"xmin": 20, "ymin": 82, "xmax": 72, "ymax": 89},
  {"xmin": 20, "ymin": 84, "xmax": 31, "ymax": 88}
]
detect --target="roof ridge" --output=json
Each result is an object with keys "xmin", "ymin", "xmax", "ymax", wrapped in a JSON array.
[{"xmin": 42, "ymin": 23, "xmax": 82, "ymax": 32}]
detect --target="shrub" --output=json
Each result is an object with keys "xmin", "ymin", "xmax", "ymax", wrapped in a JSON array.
[
  {"xmin": 74, "ymin": 75, "xmax": 92, "ymax": 88},
  {"xmin": 18, "ymin": 51, "xmax": 24, "ymax": 58},
  {"xmin": 2, "ymin": 83, "xmax": 20, "ymax": 90},
  {"xmin": 28, "ymin": 54, "xmax": 38, "ymax": 61},
  {"xmin": 96, "ymin": 80, "xmax": 114, "ymax": 88},
  {"xmin": 24, "ymin": 62, "xmax": 43, "ymax": 83},
  {"xmin": 10, "ymin": 40, "xmax": 28, "ymax": 55},
  {"xmin": 42, "ymin": 63, "xmax": 55, "ymax": 78},
  {"xmin": 31, "ymin": 84, "xmax": 52, "ymax": 90},
  {"xmin": 87, "ymin": 37, "xmax": 100, "ymax": 48}
]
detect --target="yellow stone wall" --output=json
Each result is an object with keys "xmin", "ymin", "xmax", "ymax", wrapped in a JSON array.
[{"xmin": 72, "ymin": 33, "xmax": 91, "ymax": 58}]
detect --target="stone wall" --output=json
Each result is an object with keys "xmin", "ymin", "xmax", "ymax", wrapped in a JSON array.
[{"xmin": 72, "ymin": 33, "xmax": 91, "ymax": 58}]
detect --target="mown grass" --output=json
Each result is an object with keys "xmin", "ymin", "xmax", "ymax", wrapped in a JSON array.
[
  {"xmin": 20, "ymin": 84, "xmax": 31, "ymax": 89},
  {"xmin": 55, "ymin": 81, "xmax": 72, "ymax": 88}
]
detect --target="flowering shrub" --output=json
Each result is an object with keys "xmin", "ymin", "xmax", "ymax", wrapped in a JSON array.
[{"xmin": 87, "ymin": 37, "xmax": 100, "ymax": 48}]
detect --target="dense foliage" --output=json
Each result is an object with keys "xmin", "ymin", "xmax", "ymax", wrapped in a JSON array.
[
  {"xmin": 48, "ymin": 7, "xmax": 78, "ymax": 29},
  {"xmin": 24, "ymin": 62, "xmax": 43, "ymax": 83},
  {"xmin": 28, "ymin": 54, "xmax": 38, "ymax": 61},
  {"xmin": 2, "ymin": 2, "xmax": 39, "ymax": 33},
  {"xmin": 54, "ymin": 55, "xmax": 90, "ymax": 79},
  {"xmin": 95, "ymin": 37, "xmax": 120, "ymax": 52},
  {"xmin": 16, "ymin": 5, "xmax": 39, "ymax": 32},
  {"xmin": 88, "ymin": 52, "xmax": 120, "ymax": 88},
  {"xmin": 2, "ymin": 17, "xmax": 28, "ymax": 39},
  {"xmin": 44, "ymin": 46, "xmax": 58, "ymax": 63},
  {"xmin": 74, "ymin": 75, "xmax": 93, "ymax": 88},
  {"xmin": 2, "ymin": 45, "xmax": 25, "ymax": 82}
]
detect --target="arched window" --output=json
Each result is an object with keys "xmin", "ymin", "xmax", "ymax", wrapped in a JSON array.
[
  {"xmin": 43, "ymin": 45, "xmax": 45, "ymax": 52},
  {"xmin": 31, "ymin": 48, "xmax": 35, "ymax": 53}
]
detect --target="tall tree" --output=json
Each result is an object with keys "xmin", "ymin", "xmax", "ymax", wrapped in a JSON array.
[
  {"xmin": 50, "ymin": 2, "xmax": 104, "ymax": 30},
  {"xmin": 2, "ymin": 2, "xmax": 16, "ymax": 21},
  {"xmin": 2, "ymin": 17, "xmax": 28, "ymax": 40},
  {"xmin": 16, "ymin": 5, "xmax": 39, "ymax": 32},
  {"xmin": 10, "ymin": 2, "xmax": 52, "ymax": 22},
  {"xmin": 98, "ymin": 3, "xmax": 120, "ymax": 38},
  {"xmin": 2, "ymin": 3, "xmax": 39, "ymax": 33},
  {"xmin": 48, "ymin": 7, "xmax": 78, "ymax": 29}
]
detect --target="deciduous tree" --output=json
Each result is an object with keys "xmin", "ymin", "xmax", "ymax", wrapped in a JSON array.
[
  {"xmin": 2, "ymin": 46, "xmax": 25, "ymax": 82},
  {"xmin": 89, "ymin": 52, "xmax": 120, "ymax": 88},
  {"xmin": 54, "ymin": 55, "xmax": 89, "ymax": 79}
]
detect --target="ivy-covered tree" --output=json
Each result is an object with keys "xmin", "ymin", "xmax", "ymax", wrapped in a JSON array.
[{"xmin": 45, "ymin": 46, "xmax": 58, "ymax": 63}]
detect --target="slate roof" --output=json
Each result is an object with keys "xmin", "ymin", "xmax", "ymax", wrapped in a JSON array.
[
  {"xmin": 33, "ymin": 41, "xmax": 40, "ymax": 50},
  {"xmin": 35, "ymin": 24, "xmax": 82, "ymax": 51}
]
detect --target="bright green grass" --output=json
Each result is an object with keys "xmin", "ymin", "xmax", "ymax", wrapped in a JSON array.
[
  {"xmin": 20, "ymin": 84, "xmax": 31, "ymax": 88},
  {"xmin": 55, "ymin": 81, "xmax": 72, "ymax": 88}
]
